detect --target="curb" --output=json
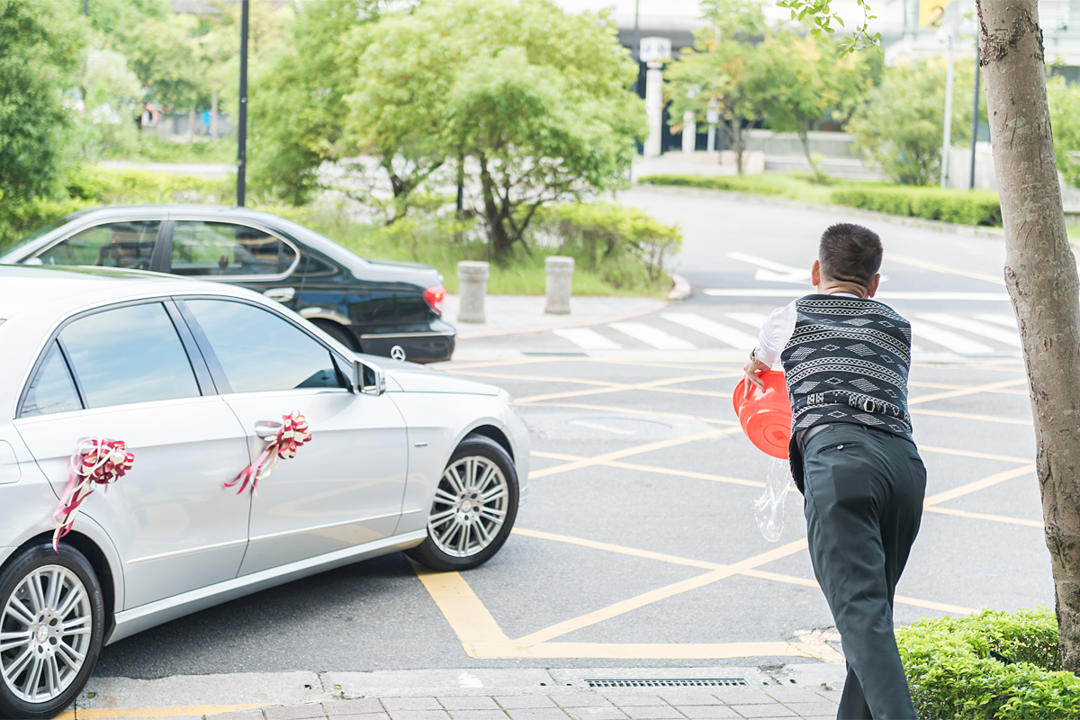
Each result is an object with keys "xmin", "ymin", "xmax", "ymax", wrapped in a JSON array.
[{"xmin": 632, "ymin": 183, "xmax": 1008, "ymax": 240}]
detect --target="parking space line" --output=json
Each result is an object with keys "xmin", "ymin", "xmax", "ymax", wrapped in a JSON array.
[
  {"xmin": 54, "ymin": 704, "xmax": 267, "ymax": 719},
  {"xmin": 924, "ymin": 505, "xmax": 1043, "ymax": 528},
  {"xmin": 909, "ymin": 378, "xmax": 1028, "ymax": 405},
  {"xmin": 911, "ymin": 408, "xmax": 1032, "ymax": 426},
  {"xmin": 924, "ymin": 463, "xmax": 1035, "ymax": 506}
]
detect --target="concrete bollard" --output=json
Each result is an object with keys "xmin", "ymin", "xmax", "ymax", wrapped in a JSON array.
[
  {"xmin": 457, "ymin": 261, "xmax": 489, "ymax": 324},
  {"xmin": 544, "ymin": 256, "xmax": 574, "ymax": 315}
]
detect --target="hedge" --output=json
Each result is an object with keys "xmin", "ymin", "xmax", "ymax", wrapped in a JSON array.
[
  {"xmin": 896, "ymin": 608, "xmax": 1080, "ymax": 719},
  {"xmin": 830, "ymin": 186, "xmax": 1002, "ymax": 227}
]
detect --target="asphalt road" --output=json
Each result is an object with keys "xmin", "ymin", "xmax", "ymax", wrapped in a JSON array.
[{"xmin": 91, "ymin": 188, "xmax": 1053, "ymax": 683}]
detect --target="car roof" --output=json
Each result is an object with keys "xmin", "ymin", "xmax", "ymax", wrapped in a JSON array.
[{"xmin": 0, "ymin": 264, "xmax": 250, "ymax": 320}]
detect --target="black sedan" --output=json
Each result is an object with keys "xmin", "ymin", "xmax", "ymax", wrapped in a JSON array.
[{"xmin": 0, "ymin": 205, "xmax": 455, "ymax": 362}]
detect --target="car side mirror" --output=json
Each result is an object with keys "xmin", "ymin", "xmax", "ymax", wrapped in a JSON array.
[{"xmin": 354, "ymin": 360, "xmax": 385, "ymax": 397}]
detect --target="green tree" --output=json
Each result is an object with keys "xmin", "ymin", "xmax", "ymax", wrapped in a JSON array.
[
  {"xmin": 0, "ymin": 0, "xmax": 85, "ymax": 202},
  {"xmin": 250, "ymin": 0, "xmax": 384, "ymax": 204},
  {"xmin": 665, "ymin": 0, "xmax": 767, "ymax": 174},
  {"xmin": 339, "ymin": 0, "xmax": 645, "ymax": 257},
  {"xmin": 1046, "ymin": 74, "xmax": 1080, "ymax": 187},
  {"xmin": 79, "ymin": 47, "xmax": 143, "ymax": 158},
  {"xmin": 847, "ymin": 57, "xmax": 978, "ymax": 185}
]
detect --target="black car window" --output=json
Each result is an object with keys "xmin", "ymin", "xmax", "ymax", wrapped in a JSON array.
[
  {"xmin": 184, "ymin": 300, "xmax": 344, "ymax": 393},
  {"xmin": 61, "ymin": 303, "xmax": 200, "ymax": 408},
  {"xmin": 35, "ymin": 221, "xmax": 159, "ymax": 269},
  {"xmin": 21, "ymin": 342, "xmax": 82, "ymax": 417},
  {"xmin": 170, "ymin": 221, "xmax": 297, "ymax": 276}
]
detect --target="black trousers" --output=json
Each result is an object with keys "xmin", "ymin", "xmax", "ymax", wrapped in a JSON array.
[{"xmin": 800, "ymin": 423, "xmax": 926, "ymax": 720}]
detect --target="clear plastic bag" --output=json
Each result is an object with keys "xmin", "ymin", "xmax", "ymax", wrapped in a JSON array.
[{"xmin": 754, "ymin": 457, "xmax": 793, "ymax": 542}]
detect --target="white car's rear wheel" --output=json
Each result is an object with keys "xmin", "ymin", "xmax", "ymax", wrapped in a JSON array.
[
  {"xmin": 408, "ymin": 436, "xmax": 519, "ymax": 571},
  {"xmin": 0, "ymin": 543, "xmax": 104, "ymax": 719}
]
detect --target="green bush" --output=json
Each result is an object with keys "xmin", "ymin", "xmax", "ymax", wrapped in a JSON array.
[
  {"xmin": 531, "ymin": 202, "xmax": 683, "ymax": 287},
  {"xmin": 897, "ymin": 608, "xmax": 1080, "ymax": 719},
  {"xmin": 830, "ymin": 187, "xmax": 1002, "ymax": 226}
]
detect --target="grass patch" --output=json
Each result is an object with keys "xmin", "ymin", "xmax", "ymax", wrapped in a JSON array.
[{"xmin": 103, "ymin": 135, "xmax": 235, "ymax": 164}]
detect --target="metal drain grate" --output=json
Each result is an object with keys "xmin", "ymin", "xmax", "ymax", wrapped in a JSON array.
[{"xmin": 584, "ymin": 678, "xmax": 750, "ymax": 689}]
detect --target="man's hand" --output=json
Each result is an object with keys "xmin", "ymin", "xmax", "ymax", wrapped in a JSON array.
[{"xmin": 743, "ymin": 352, "xmax": 770, "ymax": 398}]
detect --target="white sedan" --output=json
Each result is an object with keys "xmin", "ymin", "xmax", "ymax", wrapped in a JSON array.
[{"xmin": 0, "ymin": 265, "xmax": 528, "ymax": 719}]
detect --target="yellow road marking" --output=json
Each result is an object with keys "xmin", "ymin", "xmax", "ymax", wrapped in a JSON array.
[
  {"xmin": 513, "ymin": 527, "xmax": 719, "ymax": 570},
  {"xmin": 512, "ymin": 539, "xmax": 808, "ymax": 647},
  {"xmin": 918, "ymin": 444, "xmax": 1033, "ymax": 464},
  {"xmin": 911, "ymin": 408, "xmax": 1032, "ymax": 426},
  {"xmin": 909, "ymin": 378, "xmax": 1028, "ymax": 405},
  {"xmin": 502, "ymin": 641, "xmax": 822, "ymax": 660},
  {"xmin": 885, "ymin": 252, "xmax": 1006, "ymax": 286},
  {"xmin": 924, "ymin": 463, "xmax": 1035, "ymax": 506},
  {"xmin": 742, "ymin": 569, "xmax": 975, "ymax": 615},
  {"xmin": 567, "ymin": 420, "xmax": 637, "ymax": 436},
  {"xmin": 411, "ymin": 561, "xmax": 511, "ymax": 655},
  {"xmin": 924, "ymin": 505, "xmax": 1043, "ymax": 528},
  {"xmin": 530, "ymin": 428, "xmax": 739, "ymax": 479},
  {"xmin": 54, "ymin": 704, "xmax": 267, "ymax": 720},
  {"xmin": 531, "ymin": 450, "xmax": 764, "ymax": 489},
  {"xmin": 514, "ymin": 373, "xmax": 734, "ymax": 405},
  {"xmin": 909, "ymin": 380, "xmax": 1028, "ymax": 396},
  {"xmin": 524, "ymin": 402, "xmax": 738, "ymax": 427}
]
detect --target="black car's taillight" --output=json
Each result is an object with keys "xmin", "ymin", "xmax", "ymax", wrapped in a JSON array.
[{"xmin": 423, "ymin": 284, "xmax": 445, "ymax": 315}]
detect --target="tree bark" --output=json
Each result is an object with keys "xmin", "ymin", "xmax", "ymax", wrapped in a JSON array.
[
  {"xmin": 979, "ymin": 0, "xmax": 1080, "ymax": 672},
  {"xmin": 478, "ymin": 153, "xmax": 512, "ymax": 259}
]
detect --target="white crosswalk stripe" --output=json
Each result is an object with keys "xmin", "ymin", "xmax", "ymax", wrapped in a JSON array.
[
  {"xmin": 917, "ymin": 313, "xmax": 1021, "ymax": 348},
  {"xmin": 661, "ymin": 313, "xmax": 758, "ymax": 348},
  {"xmin": 608, "ymin": 322, "xmax": 695, "ymax": 350},
  {"xmin": 910, "ymin": 319, "xmax": 996, "ymax": 355},
  {"xmin": 552, "ymin": 328, "xmax": 622, "ymax": 350}
]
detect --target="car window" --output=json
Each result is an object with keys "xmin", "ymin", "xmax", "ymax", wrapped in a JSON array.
[
  {"xmin": 170, "ymin": 221, "xmax": 297, "ymax": 276},
  {"xmin": 61, "ymin": 303, "xmax": 200, "ymax": 408},
  {"xmin": 35, "ymin": 221, "xmax": 159, "ymax": 269},
  {"xmin": 21, "ymin": 342, "xmax": 82, "ymax": 417},
  {"xmin": 184, "ymin": 299, "xmax": 344, "ymax": 393}
]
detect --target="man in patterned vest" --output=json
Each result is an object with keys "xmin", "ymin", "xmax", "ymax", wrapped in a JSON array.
[{"xmin": 743, "ymin": 223, "xmax": 926, "ymax": 720}]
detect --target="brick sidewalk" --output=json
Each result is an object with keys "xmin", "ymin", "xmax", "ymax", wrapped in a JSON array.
[{"xmin": 213, "ymin": 685, "xmax": 840, "ymax": 720}]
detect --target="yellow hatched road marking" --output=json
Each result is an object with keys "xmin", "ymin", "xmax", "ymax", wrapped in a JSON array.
[
  {"xmin": 567, "ymin": 420, "xmax": 637, "ymax": 435},
  {"xmin": 918, "ymin": 444, "xmax": 1032, "ymax": 464},
  {"xmin": 523, "ymin": 401, "xmax": 738, "ymax": 427},
  {"xmin": 514, "ymin": 373, "xmax": 735, "ymax": 404},
  {"xmin": 924, "ymin": 463, "xmax": 1035, "ymax": 506},
  {"xmin": 909, "ymin": 378, "xmax": 1028, "ymax": 405},
  {"xmin": 911, "ymin": 408, "xmax": 1032, "ymax": 426},
  {"xmin": 54, "ymin": 704, "xmax": 267, "ymax": 720},
  {"xmin": 924, "ymin": 505, "xmax": 1043, "ymax": 528},
  {"xmin": 530, "ymin": 450, "xmax": 764, "ymax": 489},
  {"xmin": 502, "ymin": 641, "xmax": 820, "ymax": 660},
  {"xmin": 909, "ymin": 380, "xmax": 1028, "ymax": 396}
]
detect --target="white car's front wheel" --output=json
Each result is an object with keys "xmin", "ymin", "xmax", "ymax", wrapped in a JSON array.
[{"xmin": 408, "ymin": 435, "xmax": 519, "ymax": 571}]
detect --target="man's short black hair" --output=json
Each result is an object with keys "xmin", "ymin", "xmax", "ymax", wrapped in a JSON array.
[{"xmin": 819, "ymin": 223, "xmax": 882, "ymax": 287}]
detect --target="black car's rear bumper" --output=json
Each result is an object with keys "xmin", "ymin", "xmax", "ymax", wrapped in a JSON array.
[{"xmin": 359, "ymin": 326, "xmax": 456, "ymax": 363}]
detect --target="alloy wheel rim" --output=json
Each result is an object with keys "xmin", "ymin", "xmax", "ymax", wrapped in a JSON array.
[
  {"xmin": 0, "ymin": 565, "xmax": 92, "ymax": 704},
  {"xmin": 429, "ymin": 456, "xmax": 509, "ymax": 558}
]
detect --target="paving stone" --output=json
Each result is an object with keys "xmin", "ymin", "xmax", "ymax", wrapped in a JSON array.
[
  {"xmin": 383, "ymin": 699, "xmax": 444, "ymax": 712},
  {"xmin": 778, "ymin": 702, "xmax": 838, "ymax": 716},
  {"xmin": 621, "ymin": 706, "xmax": 685, "ymax": 720},
  {"xmin": 709, "ymin": 689, "xmax": 774, "ymax": 705},
  {"xmin": 495, "ymin": 696, "xmax": 559, "ymax": 709},
  {"xmin": 503, "ymin": 709, "xmax": 570, "ymax": 720},
  {"xmin": 208, "ymin": 711, "xmax": 266, "ymax": 720},
  {"xmin": 728, "ymin": 705, "xmax": 795, "ymax": 718},
  {"xmin": 550, "ymin": 695, "xmax": 616, "ymax": 709},
  {"xmin": 673, "ymin": 707, "xmax": 740, "ymax": 719},
  {"xmin": 386, "ymin": 711, "xmax": 452, "ymax": 720},
  {"xmin": 601, "ymin": 693, "xmax": 668, "ymax": 707},
  {"xmin": 328, "ymin": 713, "xmax": 390, "ymax": 720},
  {"xmin": 439, "ymin": 697, "xmax": 502, "ymax": 711},
  {"xmin": 447, "ymin": 711, "xmax": 511, "ymax": 720},
  {"xmin": 264, "ymin": 705, "xmax": 325, "ymax": 720},
  {"xmin": 657, "ymin": 691, "xmax": 722, "ymax": 706},
  {"xmin": 762, "ymin": 689, "xmax": 824, "ymax": 704},
  {"xmin": 813, "ymin": 690, "xmax": 842, "ymax": 704},
  {"xmin": 564, "ymin": 707, "xmax": 628, "ymax": 720},
  {"xmin": 324, "ymin": 700, "xmax": 385, "ymax": 715}
]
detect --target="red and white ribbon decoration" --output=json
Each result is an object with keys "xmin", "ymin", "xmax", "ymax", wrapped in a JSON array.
[
  {"xmin": 226, "ymin": 412, "xmax": 312, "ymax": 495},
  {"xmin": 52, "ymin": 438, "xmax": 134, "ymax": 551}
]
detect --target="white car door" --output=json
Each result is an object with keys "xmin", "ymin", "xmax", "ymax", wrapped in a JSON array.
[
  {"xmin": 178, "ymin": 298, "xmax": 408, "ymax": 576},
  {"xmin": 13, "ymin": 301, "xmax": 252, "ymax": 609}
]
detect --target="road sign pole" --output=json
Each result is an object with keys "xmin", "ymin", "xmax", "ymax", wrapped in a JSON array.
[
  {"xmin": 940, "ymin": 28, "xmax": 954, "ymax": 189},
  {"xmin": 237, "ymin": 0, "xmax": 249, "ymax": 207}
]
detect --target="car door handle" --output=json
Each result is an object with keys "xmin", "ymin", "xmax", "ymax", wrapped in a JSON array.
[
  {"xmin": 255, "ymin": 421, "xmax": 282, "ymax": 441},
  {"xmin": 263, "ymin": 287, "xmax": 295, "ymax": 303}
]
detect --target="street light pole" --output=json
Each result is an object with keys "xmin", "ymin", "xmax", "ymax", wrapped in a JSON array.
[{"xmin": 236, "ymin": 0, "xmax": 249, "ymax": 207}]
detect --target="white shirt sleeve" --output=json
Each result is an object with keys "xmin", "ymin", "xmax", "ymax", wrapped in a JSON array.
[{"xmin": 753, "ymin": 301, "xmax": 797, "ymax": 368}]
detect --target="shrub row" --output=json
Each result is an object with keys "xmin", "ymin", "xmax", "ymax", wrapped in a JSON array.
[
  {"xmin": 896, "ymin": 608, "xmax": 1080, "ymax": 719},
  {"xmin": 830, "ymin": 186, "xmax": 1002, "ymax": 227},
  {"xmin": 638, "ymin": 173, "xmax": 1003, "ymax": 227}
]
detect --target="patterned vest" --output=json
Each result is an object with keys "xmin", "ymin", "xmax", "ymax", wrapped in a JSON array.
[{"xmin": 780, "ymin": 295, "xmax": 913, "ymax": 439}]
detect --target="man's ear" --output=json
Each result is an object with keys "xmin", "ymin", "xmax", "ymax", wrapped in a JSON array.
[
  {"xmin": 867, "ymin": 273, "xmax": 881, "ymax": 298},
  {"xmin": 811, "ymin": 259, "xmax": 821, "ymax": 286}
]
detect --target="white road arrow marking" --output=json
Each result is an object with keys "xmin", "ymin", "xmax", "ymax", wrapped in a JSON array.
[{"xmin": 727, "ymin": 252, "xmax": 809, "ymax": 285}]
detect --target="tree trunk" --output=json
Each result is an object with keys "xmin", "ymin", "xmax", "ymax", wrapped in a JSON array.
[
  {"xmin": 211, "ymin": 90, "xmax": 219, "ymax": 139},
  {"xmin": 732, "ymin": 120, "xmax": 744, "ymax": 175},
  {"xmin": 478, "ymin": 154, "xmax": 512, "ymax": 259},
  {"xmin": 187, "ymin": 106, "xmax": 196, "ymax": 141},
  {"xmin": 979, "ymin": 0, "xmax": 1080, "ymax": 672}
]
